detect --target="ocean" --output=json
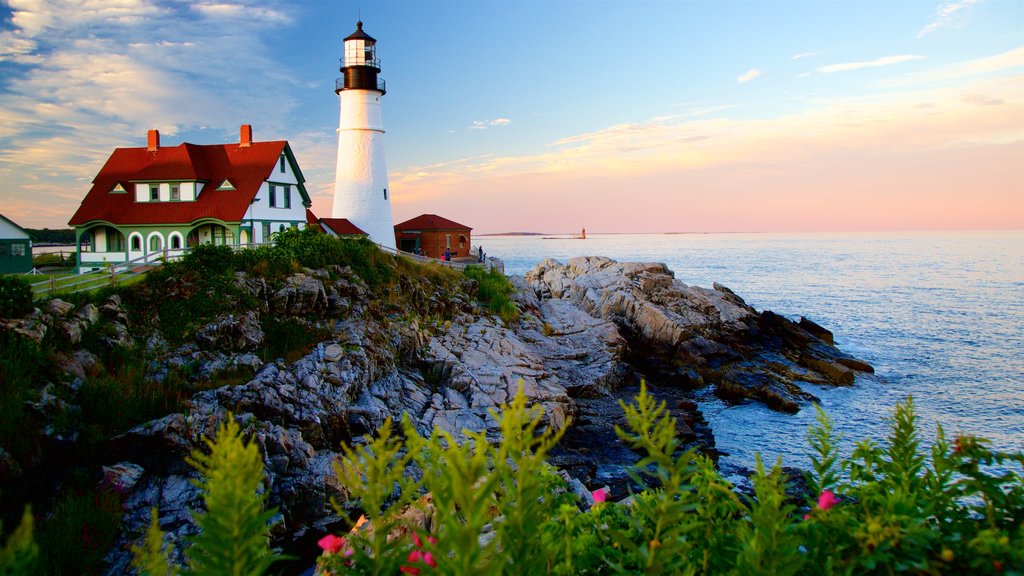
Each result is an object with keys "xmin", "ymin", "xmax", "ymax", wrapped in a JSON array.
[{"xmin": 479, "ymin": 230, "xmax": 1024, "ymax": 472}]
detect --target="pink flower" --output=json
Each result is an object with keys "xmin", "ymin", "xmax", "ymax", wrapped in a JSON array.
[
  {"xmin": 400, "ymin": 549, "xmax": 438, "ymax": 574},
  {"xmin": 401, "ymin": 532, "xmax": 439, "ymax": 574},
  {"xmin": 318, "ymin": 534, "xmax": 347, "ymax": 554},
  {"xmin": 412, "ymin": 532, "xmax": 437, "ymax": 549},
  {"xmin": 803, "ymin": 514, "xmax": 811, "ymax": 521},
  {"xmin": 592, "ymin": 488, "xmax": 607, "ymax": 503},
  {"xmin": 817, "ymin": 489, "xmax": 840, "ymax": 511}
]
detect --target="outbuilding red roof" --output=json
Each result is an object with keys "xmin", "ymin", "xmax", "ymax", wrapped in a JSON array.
[
  {"xmin": 394, "ymin": 214, "xmax": 472, "ymax": 231},
  {"xmin": 320, "ymin": 218, "xmax": 368, "ymax": 236},
  {"xmin": 305, "ymin": 209, "xmax": 367, "ymax": 236},
  {"xmin": 69, "ymin": 138, "xmax": 299, "ymax": 226}
]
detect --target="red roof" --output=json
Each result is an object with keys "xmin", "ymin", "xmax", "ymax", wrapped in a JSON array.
[
  {"xmin": 306, "ymin": 209, "xmax": 367, "ymax": 236},
  {"xmin": 394, "ymin": 214, "xmax": 472, "ymax": 231},
  {"xmin": 320, "ymin": 217, "xmax": 367, "ymax": 236},
  {"xmin": 69, "ymin": 139, "xmax": 303, "ymax": 226}
]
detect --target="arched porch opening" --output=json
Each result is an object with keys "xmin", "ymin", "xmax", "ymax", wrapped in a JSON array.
[
  {"xmin": 187, "ymin": 221, "xmax": 236, "ymax": 247},
  {"xmin": 77, "ymin": 224, "xmax": 128, "ymax": 269}
]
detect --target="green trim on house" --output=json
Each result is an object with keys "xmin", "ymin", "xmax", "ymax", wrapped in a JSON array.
[{"xmin": 281, "ymin": 143, "xmax": 313, "ymax": 208}]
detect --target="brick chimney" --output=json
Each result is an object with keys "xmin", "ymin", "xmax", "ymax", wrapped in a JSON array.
[
  {"xmin": 240, "ymin": 124, "xmax": 252, "ymax": 148},
  {"xmin": 147, "ymin": 129, "xmax": 160, "ymax": 151}
]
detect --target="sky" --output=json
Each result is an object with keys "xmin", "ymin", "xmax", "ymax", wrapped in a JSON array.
[{"xmin": 0, "ymin": 0, "xmax": 1022, "ymax": 234}]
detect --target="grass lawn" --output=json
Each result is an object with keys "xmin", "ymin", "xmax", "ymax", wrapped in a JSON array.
[{"xmin": 25, "ymin": 270, "xmax": 147, "ymax": 299}]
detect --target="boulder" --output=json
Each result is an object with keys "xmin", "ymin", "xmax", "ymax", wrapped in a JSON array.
[
  {"xmin": 272, "ymin": 274, "xmax": 328, "ymax": 316},
  {"xmin": 195, "ymin": 310, "xmax": 264, "ymax": 352}
]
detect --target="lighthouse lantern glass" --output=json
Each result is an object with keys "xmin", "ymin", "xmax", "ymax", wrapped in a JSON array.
[{"xmin": 344, "ymin": 39, "xmax": 376, "ymax": 67}]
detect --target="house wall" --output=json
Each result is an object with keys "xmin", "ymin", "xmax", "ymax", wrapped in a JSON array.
[
  {"xmin": 241, "ymin": 152, "xmax": 307, "ymax": 244},
  {"xmin": 400, "ymin": 229, "xmax": 471, "ymax": 260},
  {"xmin": 134, "ymin": 181, "xmax": 199, "ymax": 202},
  {"xmin": 0, "ymin": 216, "xmax": 33, "ymax": 274},
  {"xmin": 0, "ymin": 239, "xmax": 32, "ymax": 273}
]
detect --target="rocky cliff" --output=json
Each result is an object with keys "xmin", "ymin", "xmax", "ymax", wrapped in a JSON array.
[{"xmin": 0, "ymin": 254, "xmax": 872, "ymax": 573}]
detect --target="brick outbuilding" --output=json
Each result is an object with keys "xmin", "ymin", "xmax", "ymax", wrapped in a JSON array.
[{"xmin": 394, "ymin": 214, "xmax": 472, "ymax": 260}]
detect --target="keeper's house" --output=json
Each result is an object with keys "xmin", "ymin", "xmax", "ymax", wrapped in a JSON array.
[
  {"xmin": 68, "ymin": 125, "xmax": 311, "ymax": 272},
  {"xmin": 0, "ymin": 213, "xmax": 32, "ymax": 274}
]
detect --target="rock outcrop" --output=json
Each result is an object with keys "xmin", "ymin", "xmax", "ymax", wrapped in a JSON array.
[{"xmin": 525, "ymin": 257, "xmax": 873, "ymax": 413}]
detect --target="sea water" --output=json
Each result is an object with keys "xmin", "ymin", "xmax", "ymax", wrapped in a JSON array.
[{"xmin": 479, "ymin": 230, "xmax": 1024, "ymax": 471}]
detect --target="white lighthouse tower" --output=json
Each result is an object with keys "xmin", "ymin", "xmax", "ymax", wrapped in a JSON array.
[{"xmin": 332, "ymin": 21, "xmax": 395, "ymax": 249}]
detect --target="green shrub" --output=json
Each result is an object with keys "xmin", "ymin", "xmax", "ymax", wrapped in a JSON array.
[
  {"xmin": 259, "ymin": 317, "xmax": 327, "ymax": 363},
  {"xmin": 463, "ymin": 265, "xmax": 519, "ymax": 324},
  {"xmin": 36, "ymin": 488, "xmax": 123, "ymax": 575},
  {"xmin": 176, "ymin": 243, "xmax": 236, "ymax": 278},
  {"xmin": 0, "ymin": 332, "xmax": 47, "ymax": 463},
  {"xmin": 133, "ymin": 415, "xmax": 281, "ymax": 575},
  {"xmin": 0, "ymin": 276, "xmax": 32, "ymax": 318},
  {"xmin": 0, "ymin": 506, "xmax": 37, "ymax": 576},
  {"xmin": 312, "ymin": 384, "xmax": 1024, "ymax": 575}
]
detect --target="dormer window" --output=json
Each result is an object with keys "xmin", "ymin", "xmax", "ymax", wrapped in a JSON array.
[
  {"xmin": 149, "ymin": 185, "xmax": 159, "ymax": 201},
  {"xmin": 170, "ymin": 184, "xmax": 180, "ymax": 200},
  {"xmin": 217, "ymin": 179, "xmax": 235, "ymax": 190},
  {"xmin": 111, "ymin": 183, "xmax": 126, "ymax": 194}
]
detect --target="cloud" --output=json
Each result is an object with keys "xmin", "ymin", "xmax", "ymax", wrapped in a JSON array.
[
  {"xmin": 919, "ymin": 0, "xmax": 980, "ymax": 37},
  {"xmin": 469, "ymin": 118, "xmax": 512, "ymax": 130},
  {"xmin": 0, "ymin": 0, "xmax": 305, "ymax": 227},
  {"xmin": 791, "ymin": 52, "xmax": 815, "ymax": 60},
  {"xmin": 877, "ymin": 47, "xmax": 1024, "ymax": 87},
  {"xmin": 392, "ymin": 73, "xmax": 1024, "ymax": 209},
  {"xmin": 737, "ymin": 69, "xmax": 762, "ymax": 83},
  {"xmin": 817, "ymin": 54, "xmax": 924, "ymax": 73},
  {"xmin": 192, "ymin": 2, "xmax": 292, "ymax": 23}
]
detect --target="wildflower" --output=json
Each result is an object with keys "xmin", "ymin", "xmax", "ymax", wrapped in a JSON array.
[
  {"xmin": 940, "ymin": 548, "xmax": 954, "ymax": 563},
  {"xmin": 953, "ymin": 437, "xmax": 962, "ymax": 454},
  {"xmin": 817, "ymin": 489, "xmax": 840, "ymax": 511},
  {"xmin": 318, "ymin": 534, "xmax": 347, "ymax": 555},
  {"xmin": 400, "ymin": 549, "xmax": 438, "ymax": 574},
  {"xmin": 592, "ymin": 488, "xmax": 607, "ymax": 504},
  {"xmin": 993, "ymin": 560, "xmax": 1004, "ymax": 573},
  {"xmin": 803, "ymin": 514, "xmax": 811, "ymax": 521},
  {"xmin": 412, "ymin": 532, "xmax": 437, "ymax": 548},
  {"xmin": 353, "ymin": 514, "xmax": 368, "ymax": 530}
]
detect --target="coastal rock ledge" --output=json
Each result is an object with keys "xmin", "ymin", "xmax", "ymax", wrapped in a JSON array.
[{"xmin": 525, "ymin": 256, "xmax": 873, "ymax": 413}]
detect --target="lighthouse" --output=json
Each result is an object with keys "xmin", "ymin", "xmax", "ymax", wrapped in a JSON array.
[{"xmin": 332, "ymin": 21, "xmax": 395, "ymax": 249}]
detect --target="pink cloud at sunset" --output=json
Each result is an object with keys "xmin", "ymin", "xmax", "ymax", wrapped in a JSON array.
[{"xmin": 389, "ymin": 70, "xmax": 1023, "ymax": 233}]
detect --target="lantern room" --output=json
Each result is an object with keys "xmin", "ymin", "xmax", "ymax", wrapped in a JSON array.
[{"xmin": 337, "ymin": 21, "xmax": 385, "ymax": 94}]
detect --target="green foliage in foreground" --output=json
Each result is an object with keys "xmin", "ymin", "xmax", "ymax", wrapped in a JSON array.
[
  {"xmin": 132, "ymin": 415, "xmax": 281, "ymax": 575},
  {"xmin": 7, "ymin": 386, "xmax": 1022, "ymax": 575},
  {"xmin": 463, "ymin": 265, "xmax": 519, "ymax": 324},
  {"xmin": 317, "ymin": 384, "xmax": 1023, "ymax": 575},
  {"xmin": 0, "ymin": 508, "xmax": 37, "ymax": 576}
]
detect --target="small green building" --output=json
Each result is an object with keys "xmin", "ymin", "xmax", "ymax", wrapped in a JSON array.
[{"xmin": 0, "ymin": 213, "xmax": 33, "ymax": 274}]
